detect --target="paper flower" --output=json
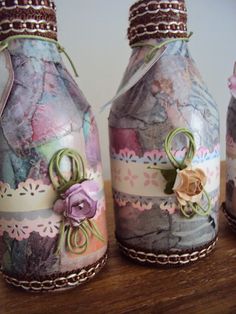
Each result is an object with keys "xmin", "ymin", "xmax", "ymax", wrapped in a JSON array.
[
  {"xmin": 173, "ymin": 168, "xmax": 207, "ymax": 206},
  {"xmin": 53, "ymin": 180, "xmax": 99, "ymax": 227}
]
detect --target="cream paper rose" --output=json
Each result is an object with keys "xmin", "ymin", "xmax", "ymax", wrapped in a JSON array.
[{"xmin": 173, "ymin": 168, "xmax": 207, "ymax": 206}]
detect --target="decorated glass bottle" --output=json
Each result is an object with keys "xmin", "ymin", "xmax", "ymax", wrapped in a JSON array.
[
  {"xmin": 225, "ymin": 63, "xmax": 236, "ymax": 229},
  {"xmin": 0, "ymin": 0, "xmax": 107, "ymax": 291},
  {"xmin": 109, "ymin": 0, "xmax": 220, "ymax": 265}
]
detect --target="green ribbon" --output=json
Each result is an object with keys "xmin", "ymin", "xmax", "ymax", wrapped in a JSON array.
[
  {"xmin": 132, "ymin": 32, "xmax": 193, "ymax": 63},
  {"xmin": 0, "ymin": 34, "xmax": 78, "ymax": 77},
  {"xmin": 152, "ymin": 128, "xmax": 211, "ymax": 218},
  {"xmin": 49, "ymin": 148, "xmax": 104, "ymax": 255}
]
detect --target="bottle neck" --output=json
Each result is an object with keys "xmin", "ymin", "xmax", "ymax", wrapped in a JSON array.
[
  {"xmin": 131, "ymin": 38, "xmax": 189, "ymax": 59},
  {"xmin": 7, "ymin": 38, "xmax": 62, "ymax": 63}
]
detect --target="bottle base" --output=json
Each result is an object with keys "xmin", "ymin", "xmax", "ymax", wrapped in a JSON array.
[
  {"xmin": 1, "ymin": 252, "xmax": 108, "ymax": 292},
  {"xmin": 222, "ymin": 203, "xmax": 236, "ymax": 231},
  {"xmin": 117, "ymin": 238, "xmax": 218, "ymax": 266}
]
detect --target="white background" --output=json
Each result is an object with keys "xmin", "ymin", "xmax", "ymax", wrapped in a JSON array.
[{"xmin": 56, "ymin": 0, "xmax": 236, "ymax": 178}]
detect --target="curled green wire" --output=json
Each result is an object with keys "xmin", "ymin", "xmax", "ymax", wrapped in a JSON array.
[
  {"xmin": 161, "ymin": 128, "xmax": 211, "ymax": 218},
  {"xmin": 164, "ymin": 128, "xmax": 196, "ymax": 169},
  {"xmin": 49, "ymin": 148, "xmax": 85, "ymax": 194},
  {"xmin": 64, "ymin": 220, "xmax": 105, "ymax": 255},
  {"xmin": 49, "ymin": 148, "xmax": 105, "ymax": 255}
]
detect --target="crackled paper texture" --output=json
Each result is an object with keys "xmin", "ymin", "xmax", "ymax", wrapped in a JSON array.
[
  {"xmin": 226, "ymin": 98, "xmax": 236, "ymax": 218},
  {"xmin": 109, "ymin": 40, "xmax": 220, "ymax": 252},
  {"xmin": 0, "ymin": 39, "xmax": 107, "ymax": 279}
]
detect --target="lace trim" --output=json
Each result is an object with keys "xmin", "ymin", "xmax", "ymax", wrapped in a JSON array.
[
  {"xmin": 110, "ymin": 145, "xmax": 220, "ymax": 164},
  {"xmin": 113, "ymin": 189, "xmax": 219, "ymax": 213},
  {"xmin": 0, "ymin": 197, "xmax": 105, "ymax": 240},
  {"xmin": 0, "ymin": 167, "xmax": 104, "ymax": 213}
]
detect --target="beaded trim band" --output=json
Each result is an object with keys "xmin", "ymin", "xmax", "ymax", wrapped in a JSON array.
[
  {"xmin": 0, "ymin": 0, "xmax": 57, "ymax": 40},
  {"xmin": 0, "ymin": 253, "xmax": 108, "ymax": 292},
  {"xmin": 117, "ymin": 238, "xmax": 218, "ymax": 265},
  {"xmin": 0, "ymin": 0, "xmax": 56, "ymax": 11},
  {"xmin": 128, "ymin": 0, "xmax": 188, "ymax": 46},
  {"xmin": 222, "ymin": 203, "xmax": 236, "ymax": 231}
]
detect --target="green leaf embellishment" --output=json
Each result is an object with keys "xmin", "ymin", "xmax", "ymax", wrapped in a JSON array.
[
  {"xmin": 49, "ymin": 148, "xmax": 104, "ymax": 255},
  {"xmin": 150, "ymin": 128, "xmax": 212, "ymax": 218},
  {"xmin": 160, "ymin": 169, "xmax": 177, "ymax": 194}
]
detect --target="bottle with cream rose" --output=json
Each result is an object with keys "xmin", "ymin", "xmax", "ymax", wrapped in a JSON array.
[
  {"xmin": 109, "ymin": 0, "xmax": 220, "ymax": 265},
  {"xmin": 0, "ymin": 0, "xmax": 107, "ymax": 291},
  {"xmin": 225, "ymin": 63, "xmax": 236, "ymax": 229}
]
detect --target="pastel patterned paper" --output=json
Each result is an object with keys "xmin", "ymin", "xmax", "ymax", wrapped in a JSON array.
[
  {"xmin": 0, "ymin": 39, "xmax": 108, "ymax": 281},
  {"xmin": 109, "ymin": 39, "xmax": 220, "ymax": 253},
  {"xmin": 226, "ymin": 63, "xmax": 236, "ymax": 219}
]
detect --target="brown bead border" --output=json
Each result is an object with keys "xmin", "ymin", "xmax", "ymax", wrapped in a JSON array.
[
  {"xmin": 130, "ymin": 0, "xmax": 186, "ymax": 13},
  {"xmin": 0, "ymin": 1, "xmax": 57, "ymax": 40},
  {"xmin": 128, "ymin": 0, "xmax": 188, "ymax": 46},
  {"xmin": 128, "ymin": 22, "xmax": 187, "ymax": 46},
  {"xmin": 0, "ymin": 0, "xmax": 56, "ymax": 10},
  {"xmin": 0, "ymin": 253, "xmax": 108, "ymax": 292},
  {"xmin": 117, "ymin": 238, "xmax": 218, "ymax": 266},
  {"xmin": 129, "ymin": 1, "xmax": 187, "ymax": 21}
]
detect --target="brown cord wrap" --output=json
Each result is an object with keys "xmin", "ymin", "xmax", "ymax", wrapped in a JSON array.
[
  {"xmin": 0, "ymin": 0, "xmax": 57, "ymax": 41},
  {"xmin": 128, "ymin": 0, "xmax": 188, "ymax": 46},
  {"xmin": 117, "ymin": 237, "xmax": 218, "ymax": 266},
  {"xmin": 1, "ymin": 252, "xmax": 108, "ymax": 292}
]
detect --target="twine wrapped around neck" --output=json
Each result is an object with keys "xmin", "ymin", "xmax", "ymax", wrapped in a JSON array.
[{"xmin": 0, "ymin": 35, "xmax": 78, "ymax": 77}]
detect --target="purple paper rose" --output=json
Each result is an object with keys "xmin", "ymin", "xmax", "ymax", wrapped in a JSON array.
[{"xmin": 53, "ymin": 180, "xmax": 99, "ymax": 227}]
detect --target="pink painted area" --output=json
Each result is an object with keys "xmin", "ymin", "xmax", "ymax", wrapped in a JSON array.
[
  {"xmin": 143, "ymin": 171, "xmax": 159, "ymax": 187},
  {"xmin": 31, "ymin": 103, "xmax": 69, "ymax": 142},
  {"xmin": 124, "ymin": 169, "xmax": 138, "ymax": 187},
  {"xmin": 109, "ymin": 127, "xmax": 142, "ymax": 155}
]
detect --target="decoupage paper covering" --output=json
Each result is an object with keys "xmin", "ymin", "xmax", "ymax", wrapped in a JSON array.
[
  {"xmin": 109, "ymin": 40, "xmax": 220, "ymax": 253},
  {"xmin": 0, "ymin": 50, "xmax": 14, "ymax": 117},
  {"xmin": 0, "ymin": 39, "xmax": 107, "ymax": 280}
]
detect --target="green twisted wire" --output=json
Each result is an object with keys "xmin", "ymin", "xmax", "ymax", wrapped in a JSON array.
[
  {"xmin": 49, "ymin": 148, "xmax": 104, "ymax": 255},
  {"xmin": 49, "ymin": 148, "xmax": 85, "ymax": 194},
  {"xmin": 164, "ymin": 128, "xmax": 196, "ymax": 169}
]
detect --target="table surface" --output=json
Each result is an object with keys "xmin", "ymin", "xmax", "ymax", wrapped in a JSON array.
[{"xmin": 0, "ymin": 162, "xmax": 236, "ymax": 314}]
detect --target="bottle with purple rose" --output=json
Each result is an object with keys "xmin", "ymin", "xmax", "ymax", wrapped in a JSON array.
[
  {"xmin": 0, "ymin": 0, "xmax": 107, "ymax": 291},
  {"xmin": 109, "ymin": 0, "xmax": 220, "ymax": 265},
  {"xmin": 225, "ymin": 63, "xmax": 236, "ymax": 229}
]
